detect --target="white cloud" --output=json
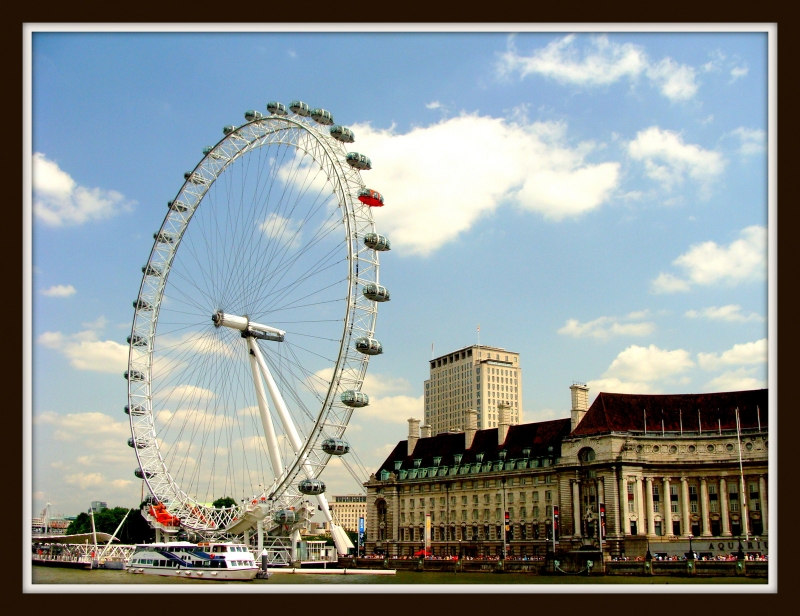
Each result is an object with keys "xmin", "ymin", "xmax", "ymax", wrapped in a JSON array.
[
  {"xmin": 603, "ymin": 344, "xmax": 695, "ymax": 382},
  {"xmin": 645, "ymin": 57, "xmax": 699, "ymax": 101},
  {"xmin": 703, "ymin": 368, "xmax": 765, "ymax": 392},
  {"xmin": 153, "ymin": 384, "xmax": 216, "ymax": 404},
  {"xmin": 356, "ymin": 394, "xmax": 424, "ymax": 425},
  {"xmin": 37, "ymin": 329, "xmax": 129, "ymax": 373},
  {"xmin": 652, "ymin": 226, "xmax": 767, "ymax": 292},
  {"xmin": 40, "ymin": 284, "xmax": 76, "ymax": 297},
  {"xmin": 730, "ymin": 127, "xmax": 766, "ymax": 156},
  {"xmin": 32, "ymin": 152, "xmax": 135, "ymax": 226},
  {"xmin": 426, "ymin": 101, "xmax": 443, "ymax": 110},
  {"xmin": 351, "ymin": 114, "xmax": 620, "ymax": 255},
  {"xmin": 684, "ymin": 305, "xmax": 762, "ymax": 323},
  {"xmin": 64, "ymin": 472, "xmax": 105, "ymax": 489},
  {"xmin": 651, "ymin": 272, "xmax": 691, "ymax": 294},
  {"xmin": 586, "ymin": 377, "xmax": 658, "ymax": 395},
  {"xmin": 35, "ymin": 411, "xmax": 130, "ymax": 440},
  {"xmin": 730, "ymin": 65, "xmax": 749, "ymax": 82},
  {"xmin": 497, "ymin": 34, "xmax": 698, "ymax": 102},
  {"xmin": 558, "ymin": 313, "xmax": 655, "ymax": 340},
  {"xmin": 628, "ymin": 126, "xmax": 725, "ymax": 192},
  {"xmin": 697, "ymin": 339, "xmax": 768, "ymax": 371},
  {"xmin": 258, "ymin": 213, "xmax": 303, "ymax": 251}
]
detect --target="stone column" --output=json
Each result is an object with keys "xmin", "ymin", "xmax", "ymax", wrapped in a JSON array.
[
  {"xmin": 645, "ymin": 477, "xmax": 655, "ymax": 537},
  {"xmin": 759, "ymin": 475, "xmax": 768, "ymax": 535},
  {"xmin": 572, "ymin": 481, "xmax": 581, "ymax": 537},
  {"xmin": 597, "ymin": 477, "xmax": 606, "ymax": 540},
  {"xmin": 619, "ymin": 473, "xmax": 629, "ymax": 536},
  {"xmin": 681, "ymin": 477, "xmax": 690, "ymax": 537},
  {"xmin": 635, "ymin": 476, "xmax": 646, "ymax": 535},
  {"xmin": 663, "ymin": 477, "xmax": 671, "ymax": 536},
  {"xmin": 719, "ymin": 477, "xmax": 731, "ymax": 536},
  {"xmin": 700, "ymin": 477, "xmax": 711, "ymax": 537}
]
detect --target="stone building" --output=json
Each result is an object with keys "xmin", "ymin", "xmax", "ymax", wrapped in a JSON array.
[
  {"xmin": 364, "ymin": 387, "xmax": 768, "ymax": 560},
  {"xmin": 424, "ymin": 345, "xmax": 521, "ymax": 433}
]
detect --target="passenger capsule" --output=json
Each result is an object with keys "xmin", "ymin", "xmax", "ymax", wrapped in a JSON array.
[
  {"xmin": 362, "ymin": 283, "xmax": 390, "ymax": 302},
  {"xmin": 363, "ymin": 233, "xmax": 391, "ymax": 252},
  {"xmin": 358, "ymin": 188, "xmax": 384, "ymax": 207},
  {"xmin": 222, "ymin": 125, "xmax": 238, "ymax": 135},
  {"xmin": 127, "ymin": 334, "xmax": 147, "ymax": 347},
  {"xmin": 133, "ymin": 298, "xmax": 154, "ymax": 311},
  {"xmin": 127, "ymin": 437, "xmax": 147, "ymax": 449},
  {"xmin": 154, "ymin": 232, "xmax": 176, "ymax": 244},
  {"xmin": 168, "ymin": 200, "xmax": 189, "ymax": 213},
  {"xmin": 267, "ymin": 101, "xmax": 288, "ymax": 116},
  {"xmin": 134, "ymin": 468, "xmax": 154, "ymax": 479},
  {"xmin": 354, "ymin": 337, "xmax": 383, "ymax": 356},
  {"xmin": 184, "ymin": 172, "xmax": 209, "ymax": 186},
  {"xmin": 340, "ymin": 390, "xmax": 369, "ymax": 408},
  {"xmin": 322, "ymin": 438, "xmax": 351, "ymax": 456},
  {"xmin": 329, "ymin": 125, "xmax": 355, "ymax": 143},
  {"xmin": 346, "ymin": 152, "xmax": 372, "ymax": 171},
  {"xmin": 310, "ymin": 108, "xmax": 334, "ymax": 125},
  {"xmin": 124, "ymin": 404, "xmax": 147, "ymax": 416},
  {"xmin": 244, "ymin": 109, "xmax": 263, "ymax": 122},
  {"xmin": 124, "ymin": 370, "xmax": 145, "ymax": 382},
  {"xmin": 202, "ymin": 146, "xmax": 226, "ymax": 161},
  {"xmin": 142, "ymin": 264, "xmax": 163, "ymax": 277},
  {"xmin": 298, "ymin": 479, "xmax": 326, "ymax": 495},
  {"xmin": 273, "ymin": 510, "xmax": 297, "ymax": 525},
  {"xmin": 289, "ymin": 100, "xmax": 311, "ymax": 117}
]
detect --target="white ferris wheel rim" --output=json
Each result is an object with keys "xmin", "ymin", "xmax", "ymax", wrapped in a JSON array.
[{"xmin": 125, "ymin": 112, "xmax": 380, "ymax": 533}]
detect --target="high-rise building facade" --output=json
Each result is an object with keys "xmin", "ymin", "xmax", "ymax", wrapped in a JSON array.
[
  {"xmin": 330, "ymin": 494, "xmax": 367, "ymax": 533},
  {"xmin": 424, "ymin": 345, "xmax": 521, "ymax": 434}
]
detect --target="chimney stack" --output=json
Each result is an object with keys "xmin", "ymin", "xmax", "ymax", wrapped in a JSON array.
[
  {"xmin": 498, "ymin": 404, "xmax": 510, "ymax": 446},
  {"xmin": 464, "ymin": 409, "xmax": 478, "ymax": 450},
  {"xmin": 407, "ymin": 418, "xmax": 421, "ymax": 456},
  {"xmin": 570, "ymin": 383, "xmax": 590, "ymax": 431},
  {"xmin": 420, "ymin": 424, "xmax": 432, "ymax": 438}
]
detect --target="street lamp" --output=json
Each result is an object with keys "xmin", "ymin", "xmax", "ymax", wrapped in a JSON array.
[
  {"xmin": 737, "ymin": 535, "xmax": 745, "ymax": 560},
  {"xmin": 646, "ymin": 537, "xmax": 652, "ymax": 561},
  {"xmin": 687, "ymin": 534, "xmax": 694, "ymax": 560}
]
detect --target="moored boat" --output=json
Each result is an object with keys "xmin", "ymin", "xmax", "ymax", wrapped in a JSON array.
[{"xmin": 125, "ymin": 541, "xmax": 258, "ymax": 581}]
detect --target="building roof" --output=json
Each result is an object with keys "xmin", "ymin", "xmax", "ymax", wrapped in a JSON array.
[
  {"xmin": 571, "ymin": 389, "xmax": 768, "ymax": 437},
  {"xmin": 376, "ymin": 418, "xmax": 572, "ymax": 474}
]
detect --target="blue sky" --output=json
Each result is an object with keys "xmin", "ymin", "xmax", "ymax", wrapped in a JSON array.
[{"xmin": 29, "ymin": 29, "xmax": 771, "ymax": 517}]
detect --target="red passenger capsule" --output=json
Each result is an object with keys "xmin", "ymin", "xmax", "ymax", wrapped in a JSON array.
[{"xmin": 358, "ymin": 188, "xmax": 384, "ymax": 207}]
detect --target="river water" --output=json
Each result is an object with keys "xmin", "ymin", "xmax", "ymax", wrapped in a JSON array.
[{"xmin": 31, "ymin": 566, "xmax": 766, "ymax": 586}]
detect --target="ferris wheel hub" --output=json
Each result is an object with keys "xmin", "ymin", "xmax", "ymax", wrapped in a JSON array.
[{"xmin": 212, "ymin": 310, "xmax": 286, "ymax": 342}]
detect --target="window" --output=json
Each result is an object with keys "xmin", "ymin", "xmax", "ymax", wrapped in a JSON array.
[
  {"xmin": 473, "ymin": 495, "xmax": 479, "ymax": 504},
  {"xmin": 533, "ymin": 492, "xmax": 539, "ymax": 502},
  {"xmin": 462, "ymin": 496, "xmax": 468, "ymax": 505},
  {"xmin": 545, "ymin": 491, "xmax": 552, "ymax": 502},
  {"xmin": 690, "ymin": 502, "xmax": 698, "ymax": 513}
]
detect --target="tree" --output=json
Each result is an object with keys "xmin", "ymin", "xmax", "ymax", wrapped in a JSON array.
[
  {"xmin": 213, "ymin": 496, "xmax": 237, "ymax": 508},
  {"xmin": 65, "ymin": 506, "xmax": 154, "ymax": 544}
]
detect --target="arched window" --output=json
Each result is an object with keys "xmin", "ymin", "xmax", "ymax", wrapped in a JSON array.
[{"xmin": 578, "ymin": 447, "xmax": 596, "ymax": 464}]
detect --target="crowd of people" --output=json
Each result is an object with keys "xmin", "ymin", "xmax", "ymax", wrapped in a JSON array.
[{"xmin": 611, "ymin": 553, "xmax": 768, "ymax": 562}]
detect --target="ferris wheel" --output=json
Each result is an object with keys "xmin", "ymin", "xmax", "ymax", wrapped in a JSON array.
[{"xmin": 124, "ymin": 100, "xmax": 391, "ymax": 538}]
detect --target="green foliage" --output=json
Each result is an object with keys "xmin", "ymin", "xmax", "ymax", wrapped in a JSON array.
[
  {"xmin": 213, "ymin": 496, "xmax": 237, "ymax": 508},
  {"xmin": 65, "ymin": 506, "xmax": 154, "ymax": 544}
]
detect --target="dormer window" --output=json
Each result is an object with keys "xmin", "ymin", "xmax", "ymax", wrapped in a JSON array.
[
  {"xmin": 476, "ymin": 453, "xmax": 484, "ymax": 462},
  {"xmin": 433, "ymin": 456, "xmax": 442, "ymax": 466},
  {"xmin": 394, "ymin": 460, "xmax": 403, "ymax": 470},
  {"xmin": 454, "ymin": 453, "xmax": 463, "ymax": 464},
  {"xmin": 499, "ymin": 449, "xmax": 507, "ymax": 460},
  {"xmin": 413, "ymin": 459, "xmax": 422, "ymax": 468},
  {"xmin": 522, "ymin": 448, "xmax": 531, "ymax": 457}
]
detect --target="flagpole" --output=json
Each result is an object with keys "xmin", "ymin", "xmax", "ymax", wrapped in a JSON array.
[{"xmin": 679, "ymin": 409, "xmax": 683, "ymax": 435}]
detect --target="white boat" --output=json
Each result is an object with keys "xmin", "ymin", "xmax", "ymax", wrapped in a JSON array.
[{"xmin": 125, "ymin": 541, "xmax": 258, "ymax": 581}]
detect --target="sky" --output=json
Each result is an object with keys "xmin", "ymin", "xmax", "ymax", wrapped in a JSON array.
[{"xmin": 27, "ymin": 28, "xmax": 772, "ymax": 519}]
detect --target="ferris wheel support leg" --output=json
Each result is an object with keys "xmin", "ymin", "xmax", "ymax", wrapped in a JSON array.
[
  {"xmin": 315, "ymin": 492, "xmax": 334, "ymax": 525},
  {"xmin": 291, "ymin": 528, "xmax": 301, "ymax": 563},
  {"xmin": 250, "ymin": 341, "xmax": 304, "ymax": 453},
  {"xmin": 247, "ymin": 338, "xmax": 284, "ymax": 479},
  {"xmin": 257, "ymin": 519, "xmax": 264, "ymax": 553}
]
